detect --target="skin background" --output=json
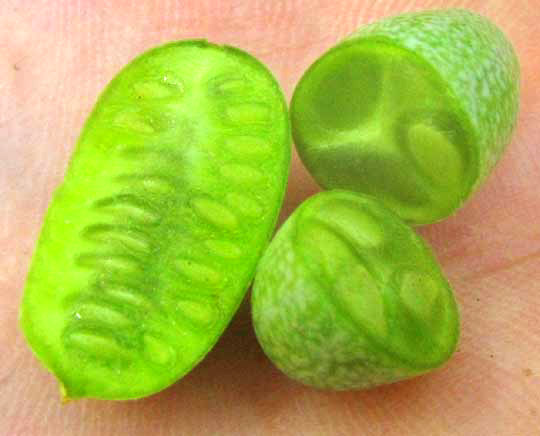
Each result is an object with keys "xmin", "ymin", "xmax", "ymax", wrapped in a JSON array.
[{"xmin": 1, "ymin": 0, "xmax": 539, "ymax": 434}]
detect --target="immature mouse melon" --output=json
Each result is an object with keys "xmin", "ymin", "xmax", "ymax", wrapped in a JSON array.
[
  {"xmin": 252, "ymin": 191, "xmax": 459, "ymax": 389},
  {"xmin": 20, "ymin": 40, "xmax": 290, "ymax": 400},
  {"xmin": 291, "ymin": 9, "xmax": 520, "ymax": 225}
]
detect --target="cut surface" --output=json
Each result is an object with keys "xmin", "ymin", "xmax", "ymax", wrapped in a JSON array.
[
  {"xmin": 292, "ymin": 41, "xmax": 475, "ymax": 224},
  {"xmin": 252, "ymin": 191, "xmax": 460, "ymax": 389},
  {"xmin": 20, "ymin": 40, "xmax": 290, "ymax": 400}
]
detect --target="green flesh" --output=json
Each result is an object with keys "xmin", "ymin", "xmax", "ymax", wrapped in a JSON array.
[
  {"xmin": 252, "ymin": 191, "xmax": 459, "ymax": 390},
  {"xmin": 20, "ymin": 40, "xmax": 290, "ymax": 400},
  {"xmin": 291, "ymin": 9, "xmax": 520, "ymax": 225}
]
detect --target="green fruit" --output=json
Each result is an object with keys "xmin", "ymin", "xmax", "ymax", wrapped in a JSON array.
[
  {"xmin": 20, "ymin": 40, "xmax": 290, "ymax": 400},
  {"xmin": 252, "ymin": 191, "xmax": 459, "ymax": 390},
  {"xmin": 291, "ymin": 9, "xmax": 520, "ymax": 225}
]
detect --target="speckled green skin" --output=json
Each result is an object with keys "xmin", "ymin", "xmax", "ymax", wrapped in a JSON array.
[
  {"xmin": 252, "ymin": 191, "xmax": 459, "ymax": 390},
  {"xmin": 291, "ymin": 9, "xmax": 520, "ymax": 225},
  {"xmin": 20, "ymin": 41, "xmax": 290, "ymax": 400}
]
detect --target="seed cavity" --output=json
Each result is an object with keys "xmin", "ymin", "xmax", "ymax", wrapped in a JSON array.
[
  {"xmin": 406, "ymin": 123, "xmax": 463, "ymax": 187},
  {"xmin": 208, "ymin": 75, "xmax": 247, "ymax": 95},
  {"xmin": 143, "ymin": 334, "xmax": 177, "ymax": 367},
  {"xmin": 116, "ymin": 174, "xmax": 176, "ymax": 195},
  {"xmin": 118, "ymin": 145, "xmax": 159, "ymax": 158},
  {"xmin": 220, "ymin": 164, "xmax": 264, "ymax": 184},
  {"xmin": 315, "ymin": 199, "xmax": 384, "ymax": 247},
  {"xmin": 177, "ymin": 259, "xmax": 222, "ymax": 286},
  {"xmin": 204, "ymin": 240, "xmax": 242, "ymax": 259},
  {"xmin": 82, "ymin": 224, "xmax": 152, "ymax": 253},
  {"xmin": 65, "ymin": 330, "xmax": 130, "ymax": 360},
  {"xmin": 74, "ymin": 301, "xmax": 132, "ymax": 328},
  {"xmin": 161, "ymin": 72, "xmax": 184, "ymax": 87},
  {"xmin": 76, "ymin": 253, "xmax": 141, "ymax": 274},
  {"xmin": 398, "ymin": 270, "xmax": 444, "ymax": 321},
  {"xmin": 94, "ymin": 194, "xmax": 161, "ymax": 225},
  {"xmin": 191, "ymin": 197, "xmax": 238, "ymax": 230},
  {"xmin": 334, "ymin": 264, "xmax": 387, "ymax": 337},
  {"xmin": 105, "ymin": 286, "xmax": 148, "ymax": 308},
  {"xmin": 177, "ymin": 298, "xmax": 220, "ymax": 330},
  {"xmin": 225, "ymin": 103, "xmax": 270, "ymax": 124},
  {"xmin": 133, "ymin": 80, "xmax": 183, "ymax": 99},
  {"xmin": 114, "ymin": 110, "xmax": 155, "ymax": 133},
  {"xmin": 223, "ymin": 136, "xmax": 270, "ymax": 157},
  {"xmin": 297, "ymin": 220, "xmax": 368, "ymax": 282},
  {"xmin": 225, "ymin": 193, "xmax": 263, "ymax": 218}
]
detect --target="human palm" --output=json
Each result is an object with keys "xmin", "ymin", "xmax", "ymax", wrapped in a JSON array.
[{"xmin": 1, "ymin": 1, "xmax": 539, "ymax": 435}]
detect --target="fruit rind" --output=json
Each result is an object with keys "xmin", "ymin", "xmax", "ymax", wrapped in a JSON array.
[
  {"xmin": 348, "ymin": 9, "xmax": 520, "ymax": 185},
  {"xmin": 252, "ymin": 191, "xmax": 459, "ymax": 390},
  {"xmin": 291, "ymin": 9, "xmax": 520, "ymax": 225}
]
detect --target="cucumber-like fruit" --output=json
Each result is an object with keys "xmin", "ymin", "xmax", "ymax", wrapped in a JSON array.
[
  {"xmin": 291, "ymin": 9, "xmax": 520, "ymax": 225},
  {"xmin": 20, "ymin": 40, "xmax": 290, "ymax": 400},
  {"xmin": 252, "ymin": 191, "xmax": 459, "ymax": 390}
]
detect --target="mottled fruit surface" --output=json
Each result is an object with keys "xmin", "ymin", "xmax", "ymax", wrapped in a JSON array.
[
  {"xmin": 291, "ymin": 9, "xmax": 520, "ymax": 224},
  {"xmin": 252, "ymin": 190, "xmax": 459, "ymax": 389}
]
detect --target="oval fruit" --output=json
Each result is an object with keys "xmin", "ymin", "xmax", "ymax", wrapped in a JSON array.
[
  {"xmin": 291, "ymin": 9, "xmax": 520, "ymax": 225},
  {"xmin": 252, "ymin": 191, "xmax": 459, "ymax": 390},
  {"xmin": 20, "ymin": 40, "xmax": 290, "ymax": 400}
]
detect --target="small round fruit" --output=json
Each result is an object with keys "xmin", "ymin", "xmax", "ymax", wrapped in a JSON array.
[
  {"xmin": 291, "ymin": 9, "xmax": 520, "ymax": 225},
  {"xmin": 252, "ymin": 190, "xmax": 460, "ymax": 390}
]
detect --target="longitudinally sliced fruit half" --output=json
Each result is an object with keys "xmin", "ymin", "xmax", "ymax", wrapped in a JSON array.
[
  {"xmin": 20, "ymin": 40, "xmax": 290, "ymax": 400},
  {"xmin": 291, "ymin": 9, "xmax": 520, "ymax": 225}
]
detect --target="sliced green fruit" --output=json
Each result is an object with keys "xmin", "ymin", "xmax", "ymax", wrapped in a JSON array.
[
  {"xmin": 291, "ymin": 9, "xmax": 520, "ymax": 225},
  {"xmin": 251, "ymin": 191, "xmax": 459, "ymax": 390},
  {"xmin": 20, "ymin": 40, "xmax": 290, "ymax": 400}
]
